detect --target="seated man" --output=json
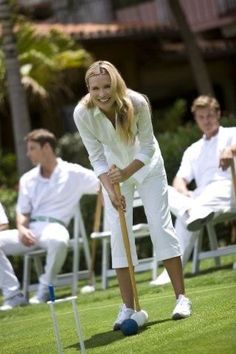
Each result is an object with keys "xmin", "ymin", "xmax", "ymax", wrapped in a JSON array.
[
  {"xmin": 0, "ymin": 129, "xmax": 99, "ymax": 310},
  {"xmin": 0, "ymin": 202, "xmax": 9, "ymax": 231},
  {"xmin": 151, "ymin": 95, "xmax": 236, "ymax": 286}
]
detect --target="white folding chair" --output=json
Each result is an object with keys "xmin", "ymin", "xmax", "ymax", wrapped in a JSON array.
[
  {"xmin": 22, "ymin": 203, "xmax": 91, "ymax": 298},
  {"xmin": 192, "ymin": 159, "xmax": 236, "ymax": 273},
  {"xmin": 91, "ymin": 189, "xmax": 158, "ymax": 289}
]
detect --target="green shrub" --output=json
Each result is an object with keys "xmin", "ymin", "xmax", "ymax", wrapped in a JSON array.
[
  {"xmin": 152, "ymin": 99, "xmax": 187, "ymax": 134},
  {"xmin": 0, "ymin": 151, "xmax": 18, "ymax": 188},
  {"xmin": 157, "ymin": 123, "xmax": 201, "ymax": 183},
  {"xmin": 0, "ymin": 151, "xmax": 18, "ymax": 227},
  {"xmin": 57, "ymin": 132, "xmax": 91, "ymax": 168},
  {"xmin": 0, "ymin": 188, "xmax": 17, "ymax": 227}
]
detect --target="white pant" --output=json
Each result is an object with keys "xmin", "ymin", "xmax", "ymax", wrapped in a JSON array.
[
  {"xmin": 0, "ymin": 222, "xmax": 69, "ymax": 299},
  {"xmin": 103, "ymin": 162, "xmax": 181, "ymax": 268},
  {"xmin": 168, "ymin": 180, "xmax": 233, "ymax": 266}
]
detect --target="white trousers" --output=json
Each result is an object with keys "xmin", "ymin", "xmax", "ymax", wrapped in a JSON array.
[
  {"xmin": 103, "ymin": 162, "xmax": 181, "ymax": 269},
  {"xmin": 168, "ymin": 180, "xmax": 233, "ymax": 266},
  {"xmin": 0, "ymin": 222, "xmax": 69, "ymax": 299}
]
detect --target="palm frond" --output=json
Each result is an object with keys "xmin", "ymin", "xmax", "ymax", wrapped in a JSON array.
[
  {"xmin": 54, "ymin": 49, "xmax": 93, "ymax": 70},
  {"xmin": 21, "ymin": 76, "xmax": 48, "ymax": 99}
]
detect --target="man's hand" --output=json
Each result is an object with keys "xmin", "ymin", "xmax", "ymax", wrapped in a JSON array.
[
  {"xmin": 172, "ymin": 176, "xmax": 191, "ymax": 197},
  {"xmin": 19, "ymin": 229, "xmax": 37, "ymax": 247},
  {"xmin": 219, "ymin": 147, "xmax": 234, "ymax": 171}
]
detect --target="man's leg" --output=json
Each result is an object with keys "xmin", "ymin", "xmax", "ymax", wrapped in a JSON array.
[
  {"xmin": 30, "ymin": 223, "xmax": 69, "ymax": 303},
  {"xmin": 168, "ymin": 186, "xmax": 194, "ymax": 217},
  {"xmin": 150, "ymin": 186, "xmax": 199, "ymax": 286},
  {"xmin": 152, "ymin": 182, "xmax": 232, "ymax": 286},
  {"xmin": 0, "ymin": 229, "xmax": 36, "ymax": 309}
]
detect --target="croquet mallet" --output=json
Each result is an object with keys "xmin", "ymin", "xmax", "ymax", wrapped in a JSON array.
[{"xmin": 114, "ymin": 183, "xmax": 148, "ymax": 327}]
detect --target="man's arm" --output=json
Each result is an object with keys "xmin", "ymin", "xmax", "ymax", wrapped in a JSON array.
[
  {"xmin": 0, "ymin": 223, "xmax": 9, "ymax": 231},
  {"xmin": 16, "ymin": 212, "xmax": 36, "ymax": 247},
  {"xmin": 172, "ymin": 176, "xmax": 191, "ymax": 197},
  {"xmin": 0, "ymin": 202, "xmax": 9, "ymax": 230},
  {"xmin": 219, "ymin": 144, "xmax": 236, "ymax": 170}
]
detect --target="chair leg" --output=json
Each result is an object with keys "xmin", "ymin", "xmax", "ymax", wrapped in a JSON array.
[
  {"xmin": 206, "ymin": 222, "xmax": 221, "ymax": 267},
  {"xmin": 72, "ymin": 209, "xmax": 80, "ymax": 295},
  {"xmin": 102, "ymin": 239, "xmax": 109, "ymax": 290},
  {"xmin": 33, "ymin": 256, "xmax": 44, "ymax": 277},
  {"xmin": 23, "ymin": 255, "xmax": 31, "ymax": 300},
  {"xmin": 80, "ymin": 217, "xmax": 92, "ymax": 275},
  {"xmin": 192, "ymin": 229, "xmax": 204, "ymax": 274},
  {"xmin": 72, "ymin": 241, "xmax": 80, "ymax": 296}
]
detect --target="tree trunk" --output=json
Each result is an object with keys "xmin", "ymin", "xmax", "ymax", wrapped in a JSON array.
[
  {"xmin": 167, "ymin": 0, "xmax": 214, "ymax": 96},
  {"xmin": 0, "ymin": 0, "xmax": 31, "ymax": 175}
]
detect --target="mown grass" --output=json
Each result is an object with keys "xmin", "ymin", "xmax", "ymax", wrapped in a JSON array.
[{"xmin": 0, "ymin": 256, "xmax": 236, "ymax": 354}]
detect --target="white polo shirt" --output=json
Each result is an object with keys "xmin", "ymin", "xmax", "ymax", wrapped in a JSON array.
[
  {"xmin": 176, "ymin": 126, "xmax": 236, "ymax": 189},
  {"xmin": 73, "ymin": 90, "xmax": 162, "ymax": 184},
  {"xmin": 0, "ymin": 202, "xmax": 8, "ymax": 224},
  {"xmin": 16, "ymin": 158, "xmax": 99, "ymax": 225}
]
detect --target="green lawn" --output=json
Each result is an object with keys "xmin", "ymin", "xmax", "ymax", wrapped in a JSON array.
[{"xmin": 0, "ymin": 256, "xmax": 236, "ymax": 354}]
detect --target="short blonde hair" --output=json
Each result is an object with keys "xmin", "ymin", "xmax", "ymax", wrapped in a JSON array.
[
  {"xmin": 83, "ymin": 60, "xmax": 135, "ymax": 144},
  {"xmin": 191, "ymin": 95, "xmax": 220, "ymax": 113}
]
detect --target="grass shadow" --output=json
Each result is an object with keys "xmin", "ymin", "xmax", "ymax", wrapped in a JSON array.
[
  {"xmin": 185, "ymin": 262, "xmax": 234, "ymax": 278},
  {"xmin": 66, "ymin": 318, "xmax": 171, "ymax": 351}
]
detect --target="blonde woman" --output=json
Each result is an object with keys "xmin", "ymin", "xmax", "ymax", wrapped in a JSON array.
[{"xmin": 73, "ymin": 60, "xmax": 192, "ymax": 330}]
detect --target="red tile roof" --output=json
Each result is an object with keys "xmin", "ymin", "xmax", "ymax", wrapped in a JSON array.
[
  {"xmin": 31, "ymin": 22, "xmax": 236, "ymax": 54},
  {"xmin": 33, "ymin": 22, "xmax": 176, "ymax": 39}
]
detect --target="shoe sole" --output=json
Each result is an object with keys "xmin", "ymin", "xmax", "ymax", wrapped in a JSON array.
[
  {"xmin": 172, "ymin": 313, "xmax": 191, "ymax": 320},
  {"xmin": 113, "ymin": 323, "xmax": 121, "ymax": 331},
  {"xmin": 0, "ymin": 301, "xmax": 28, "ymax": 311}
]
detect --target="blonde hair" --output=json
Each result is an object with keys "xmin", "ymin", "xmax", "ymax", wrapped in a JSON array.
[
  {"xmin": 82, "ymin": 60, "xmax": 135, "ymax": 144},
  {"xmin": 191, "ymin": 95, "xmax": 220, "ymax": 113}
]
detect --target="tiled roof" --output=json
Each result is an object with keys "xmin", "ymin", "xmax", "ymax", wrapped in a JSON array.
[
  {"xmin": 32, "ymin": 22, "xmax": 236, "ymax": 55},
  {"xmin": 33, "ymin": 22, "xmax": 177, "ymax": 40}
]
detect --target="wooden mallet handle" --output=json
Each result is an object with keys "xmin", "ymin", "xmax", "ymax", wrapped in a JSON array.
[{"xmin": 114, "ymin": 183, "xmax": 141, "ymax": 311}]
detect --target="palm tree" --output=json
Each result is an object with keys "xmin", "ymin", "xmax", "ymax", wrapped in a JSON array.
[
  {"xmin": 167, "ymin": 0, "xmax": 214, "ymax": 96},
  {"xmin": 16, "ymin": 21, "xmax": 93, "ymax": 132},
  {"xmin": 16, "ymin": 21, "xmax": 92, "ymax": 104},
  {"xmin": 0, "ymin": 0, "xmax": 31, "ymax": 175},
  {"xmin": 0, "ymin": 6, "xmax": 93, "ymax": 174}
]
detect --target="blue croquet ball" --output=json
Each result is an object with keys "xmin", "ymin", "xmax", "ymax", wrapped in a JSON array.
[{"xmin": 120, "ymin": 319, "xmax": 138, "ymax": 336}]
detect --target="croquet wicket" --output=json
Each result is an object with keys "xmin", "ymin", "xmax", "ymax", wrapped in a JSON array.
[{"xmin": 47, "ymin": 288, "xmax": 86, "ymax": 354}]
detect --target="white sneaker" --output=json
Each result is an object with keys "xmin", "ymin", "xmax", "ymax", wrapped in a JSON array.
[
  {"xmin": 29, "ymin": 284, "xmax": 49, "ymax": 305},
  {"xmin": 186, "ymin": 208, "xmax": 214, "ymax": 231},
  {"xmin": 0, "ymin": 293, "xmax": 28, "ymax": 311},
  {"xmin": 149, "ymin": 269, "xmax": 171, "ymax": 286},
  {"xmin": 172, "ymin": 294, "xmax": 192, "ymax": 320},
  {"xmin": 113, "ymin": 304, "xmax": 135, "ymax": 331}
]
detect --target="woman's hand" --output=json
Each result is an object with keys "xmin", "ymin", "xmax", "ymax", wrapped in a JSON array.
[
  {"xmin": 108, "ymin": 190, "xmax": 126, "ymax": 212},
  {"xmin": 108, "ymin": 165, "xmax": 127, "ymax": 184}
]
